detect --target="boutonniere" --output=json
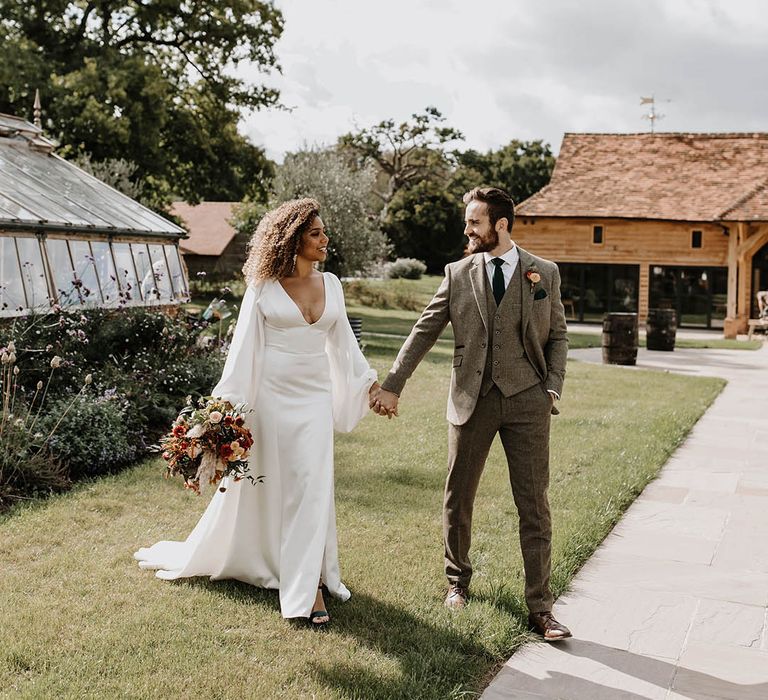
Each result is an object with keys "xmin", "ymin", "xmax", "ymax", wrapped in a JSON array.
[{"xmin": 526, "ymin": 267, "xmax": 548, "ymax": 300}]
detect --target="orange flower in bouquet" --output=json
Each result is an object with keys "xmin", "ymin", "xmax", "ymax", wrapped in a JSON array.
[{"xmin": 160, "ymin": 397, "xmax": 262, "ymax": 494}]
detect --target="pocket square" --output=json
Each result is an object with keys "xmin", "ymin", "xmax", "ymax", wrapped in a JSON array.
[{"xmin": 534, "ymin": 289, "xmax": 548, "ymax": 300}]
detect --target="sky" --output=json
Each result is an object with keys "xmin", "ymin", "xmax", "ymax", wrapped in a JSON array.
[{"xmin": 238, "ymin": 0, "xmax": 768, "ymax": 161}]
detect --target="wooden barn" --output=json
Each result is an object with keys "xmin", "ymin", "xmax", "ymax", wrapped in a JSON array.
[
  {"xmin": 514, "ymin": 132, "xmax": 768, "ymax": 336},
  {"xmin": 171, "ymin": 202, "xmax": 248, "ymax": 281}
]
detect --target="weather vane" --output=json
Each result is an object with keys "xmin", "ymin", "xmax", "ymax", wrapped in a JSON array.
[{"xmin": 640, "ymin": 95, "xmax": 670, "ymax": 133}]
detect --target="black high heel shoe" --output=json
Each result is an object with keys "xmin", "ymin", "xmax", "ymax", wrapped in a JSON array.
[{"xmin": 309, "ymin": 583, "xmax": 330, "ymax": 628}]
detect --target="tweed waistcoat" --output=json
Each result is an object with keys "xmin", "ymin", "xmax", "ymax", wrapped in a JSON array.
[{"xmin": 480, "ymin": 262, "xmax": 541, "ymax": 397}]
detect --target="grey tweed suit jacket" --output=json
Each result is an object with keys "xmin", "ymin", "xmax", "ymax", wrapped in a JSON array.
[{"xmin": 381, "ymin": 247, "xmax": 568, "ymax": 426}]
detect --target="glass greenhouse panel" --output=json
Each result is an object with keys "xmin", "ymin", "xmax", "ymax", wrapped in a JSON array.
[
  {"xmin": 0, "ymin": 236, "xmax": 25, "ymax": 315},
  {"xmin": 132, "ymin": 243, "xmax": 158, "ymax": 302},
  {"xmin": 111, "ymin": 242, "xmax": 140, "ymax": 304},
  {"xmin": 45, "ymin": 238, "xmax": 82, "ymax": 307},
  {"xmin": 148, "ymin": 244, "xmax": 173, "ymax": 302},
  {"xmin": 165, "ymin": 245, "xmax": 189, "ymax": 300},
  {"xmin": 15, "ymin": 236, "xmax": 51, "ymax": 312},
  {"xmin": 69, "ymin": 239, "xmax": 103, "ymax": 304},
  {"xmin": 91, "ymin": 241, "xmax": 120, "ymax": 307}
]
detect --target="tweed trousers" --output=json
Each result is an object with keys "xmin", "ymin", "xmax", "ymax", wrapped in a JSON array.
[{"xmin": 444, "ymin": 381, "xmax": 553, "ymax": 613}]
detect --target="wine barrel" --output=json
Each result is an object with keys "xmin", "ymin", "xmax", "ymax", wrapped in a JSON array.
[
  {"xmin": 347, "ymin": 316, "xmax": 363, "ymax": 344},
  {"xmin": 602, "ymin": 312, "xmax": 638, "ymax": 365},
  {"xmin": 646, "ymin": 308, "xmax": 677, "ymax": 351}
]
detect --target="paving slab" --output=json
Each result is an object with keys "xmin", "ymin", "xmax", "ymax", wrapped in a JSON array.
[{"xmin": 482, "ymin": 343, "xmax": 768, "ymax": 699}]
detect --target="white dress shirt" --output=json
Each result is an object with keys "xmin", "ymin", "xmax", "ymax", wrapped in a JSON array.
[{"xmin": 483, "ymin": 246, "xmax": 519, "ymax": 290}]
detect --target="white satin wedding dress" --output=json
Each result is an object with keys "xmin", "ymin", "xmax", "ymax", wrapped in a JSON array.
[{"xmin": 134, "ymin": 272, "xmax": 377, "ymax": 618}]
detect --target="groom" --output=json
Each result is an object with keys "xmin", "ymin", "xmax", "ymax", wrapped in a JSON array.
[{"xmin": 371, "ymin": 187, "xmax": 571, "ymax": 641}]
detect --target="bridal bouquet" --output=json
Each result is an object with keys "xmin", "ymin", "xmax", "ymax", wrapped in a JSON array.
[{"xmin": 160, "ymin": 397, "xmax": 260, "ymax": 494}]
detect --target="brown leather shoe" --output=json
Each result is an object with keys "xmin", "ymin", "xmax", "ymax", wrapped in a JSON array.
[
  {"xmin": 444, "ymin": 584, "xmax": 468, "ymax": 609},
  {"xmin": 528, "ymin": 611, "xmax": 572, "ymax": 641}
]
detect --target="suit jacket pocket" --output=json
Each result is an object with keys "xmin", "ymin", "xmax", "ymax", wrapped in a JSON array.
[{"xmin": 453, "ymin": 355, "xmax": 463, "ymax": 368}]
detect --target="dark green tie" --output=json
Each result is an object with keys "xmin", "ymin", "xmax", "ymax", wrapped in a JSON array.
[{"xmin": 492, "ymin": 258, "xmax": 506, "ymax": 306}]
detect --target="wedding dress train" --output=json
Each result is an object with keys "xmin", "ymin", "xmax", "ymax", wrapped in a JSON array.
[{"xmin": 134, "ymin": 272, "xmax": 376, "ymax": 618}]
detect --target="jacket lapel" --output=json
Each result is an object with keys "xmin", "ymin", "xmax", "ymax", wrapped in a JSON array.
[
  {"xmin": 517, "ymin": 246, "xmax": 534, "ymax": 338},
  {"xmin": 469, "ymin": 254, "xmax": 489, "ymax": 333}
]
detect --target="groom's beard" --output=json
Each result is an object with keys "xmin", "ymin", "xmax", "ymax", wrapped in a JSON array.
[{"xmin": 467, "ymin": 228, "xmax": 499, "ymax": 254}]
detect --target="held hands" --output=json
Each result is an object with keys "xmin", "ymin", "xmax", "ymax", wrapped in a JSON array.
[{"xmin": 368, "ymin": 382, "xmax": 399, "ymax": 419}]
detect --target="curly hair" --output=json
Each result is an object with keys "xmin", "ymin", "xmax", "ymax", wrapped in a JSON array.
[{"xmin": 242, "ymin": 198, "xmax": 321, "ymax": 284}]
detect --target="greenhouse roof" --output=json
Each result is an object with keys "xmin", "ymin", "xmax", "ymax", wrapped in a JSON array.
[{"xmin": 0, "ymin": 113, "xmax": 184, "ymax": 238}]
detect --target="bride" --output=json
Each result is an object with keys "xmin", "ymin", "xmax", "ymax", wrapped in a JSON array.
[{"xmin": 134, "ymin": 198, "xmax": 384, "ymax": 627}]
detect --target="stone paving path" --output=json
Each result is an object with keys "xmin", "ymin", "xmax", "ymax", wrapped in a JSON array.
[{"xmin": 482, "ymin": 343, "xmax": 768, "ymax": 700}]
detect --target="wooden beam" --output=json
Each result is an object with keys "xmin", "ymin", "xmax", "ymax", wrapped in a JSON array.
[
  {"xmin": 736, "ymin": 223, "xmax": 750, "ymax": 319},
  {"xmin": 736, "ymin": 224, "xmax": 768, "ymax": 258},
  {"xmin": 726, "ymin": 226, "xmax": 738, "ymax": 318}
]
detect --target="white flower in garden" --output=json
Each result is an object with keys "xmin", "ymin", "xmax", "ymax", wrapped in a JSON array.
[
  {"xmin": 7, "ymin": 341, "xmax": 15, "ymax": 352},
  {"xmin": 37, "ymin": 381, "xmax": 43, "ymax": 390},
  {"xmin": 8, "ymin": 352, "xmax": 15, "ymax": 364},
  {"xmin": 209, "ymin": 411, "xmax": 223, "ymax": 424},
  {"xmin": 0, "ymin": 352, "xmax": 8, "ymax": 365},
  {"xmin": 84, "ymin": 373, "xmax": 93, "ymax": 385},
  {"xmin": 51, "ymin": 356, "xmax": 62, "ymax": 369},
  {"xmin": 13, "ymin": 366, "xmax": 19, "ymax": 375}
]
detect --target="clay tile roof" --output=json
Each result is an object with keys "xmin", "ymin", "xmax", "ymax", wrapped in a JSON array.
[
  {"xmin": 171, "ymin": 201, "xmax": 238, "ymax": 256},
  {"xmin": 516, "ymin": 132, "xmax": 768, "ymax": 222}
]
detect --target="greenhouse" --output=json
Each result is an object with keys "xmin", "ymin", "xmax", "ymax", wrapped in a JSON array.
[{"xmin": 0, "ymin": 113, "xmax": 188, "ymax": 317}]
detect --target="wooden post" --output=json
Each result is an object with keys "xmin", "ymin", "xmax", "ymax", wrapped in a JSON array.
[
  {"xmin": 723, "ymin": 226, "xmax": 739, "ymax": 337},
  {"xmin": 638, "ymin": 261, "xmax": 650, "ymax": 321},
  {"xmin": 736, "ymin": 223, "xmax": 750, "ymax": 334}
]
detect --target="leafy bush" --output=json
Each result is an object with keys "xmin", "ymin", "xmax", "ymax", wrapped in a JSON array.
[
  {"xmin": 385, "ymin": 258, "xmax": 427, "ymax": 280},
  {"xmin": 40, "ymin": 392, "xmax": 141, "ymax": 481},
  {"xmin": 6, "ymin": 307, "xmax": 225, "ymax": 439},
  {"xmin": 0, "ymin": 415, "xmax": 69, "ymax": 509},
  {"xmin": 1, "ymin": 306, "xmax": 227, "ymax": 508}
]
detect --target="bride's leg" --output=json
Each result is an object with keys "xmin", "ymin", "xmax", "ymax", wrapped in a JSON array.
[{"xmin": 310, "ymin": 582, "xmax": 330, "ymax": 626}]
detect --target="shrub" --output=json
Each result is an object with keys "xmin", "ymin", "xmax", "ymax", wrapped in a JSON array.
[
  {"xmin": 6, "ymin": 307, "xmax": 226, "ymax": 439},
  {"xmin": 385, "ymin": 258, "xmax": 427, "ymax": 280},
  {"xmin": 40, "ymin": 392, "xmax": 141, "ymax": 481},
  {"xmin": 1, "ymin": 306, "xmax": 227, "ymax": 508},
  {"xmin": 0, "ymin": 417, "xmax": 69, "ymax": 509}
]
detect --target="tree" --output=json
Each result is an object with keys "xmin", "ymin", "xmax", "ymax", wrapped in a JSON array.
[
  {"xmin": 234, "ymin": 148, "xmax": 391, "ymax": 277},
  {"xmin": 0, "ymin": 0, "xmax": 282, "ymax": 205},
  {"xmin": 454, "ymin": 140, "xmax": 555, "ymax": 205},
  {"xmin": 339, "ymin": 107, "xmax": 463, "ymax": 219},
  {"xmin": 75, "ymin": 153, "xmax": 143, "ymax": 201},
  {"xmin": 383, "ymin": 179, "xmax": 465, "ymax": 274}
]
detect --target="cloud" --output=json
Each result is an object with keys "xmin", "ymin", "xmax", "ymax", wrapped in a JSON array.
[{"xmin": 239, "ymin": 0, "xmax": 768, "ymax": 160}]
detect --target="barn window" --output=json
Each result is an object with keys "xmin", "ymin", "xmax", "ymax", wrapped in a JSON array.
[
  {"xmin": 592, "ymin": 225, "xmax": 604, "ymax": 245},
  {"xmin": 691, "ymin": 230, "xmax": 702, "ymax": 248}
]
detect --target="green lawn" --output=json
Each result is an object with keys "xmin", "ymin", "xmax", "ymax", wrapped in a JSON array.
[{"xmin": 0, "ymin": 344, "xmax": 724, "ymax": 699}]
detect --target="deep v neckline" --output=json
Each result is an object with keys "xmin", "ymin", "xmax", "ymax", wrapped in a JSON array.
[{"xmin": 277, "ymin": 273, "xmax": 327, "ymax": 326}]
